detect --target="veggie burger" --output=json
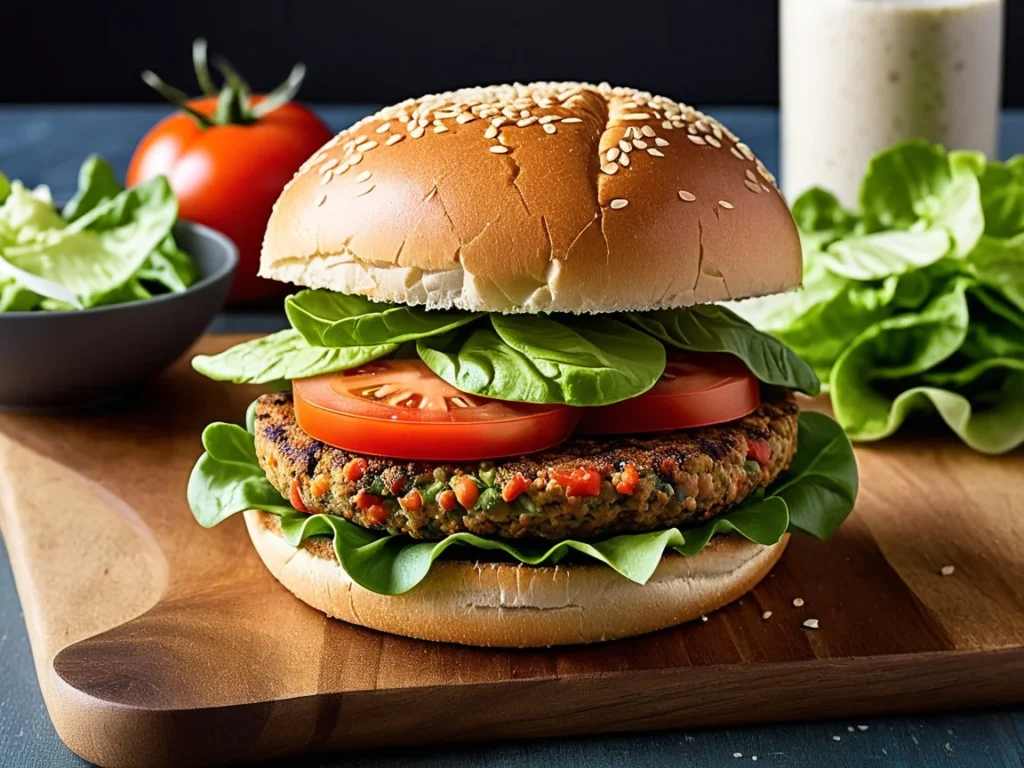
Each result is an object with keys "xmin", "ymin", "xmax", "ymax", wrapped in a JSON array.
[{"xmin": 188, "ymin": 82, "xmax": 859, "ymax": 647}]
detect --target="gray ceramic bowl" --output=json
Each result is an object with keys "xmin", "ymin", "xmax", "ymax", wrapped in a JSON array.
[{"xmin": 0, "ymin": 221, "xmax": 237, "ymax": 410}]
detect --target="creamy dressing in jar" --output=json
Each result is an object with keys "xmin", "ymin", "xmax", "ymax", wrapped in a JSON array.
[{"xmin": 781, "ymin": 0, "xmax": 1004, "ymax": 206}]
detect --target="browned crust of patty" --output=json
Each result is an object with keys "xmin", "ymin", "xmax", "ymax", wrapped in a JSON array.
[{"xmin": 253, "ymin": 390, "xmax": 799, "ymax": 541}]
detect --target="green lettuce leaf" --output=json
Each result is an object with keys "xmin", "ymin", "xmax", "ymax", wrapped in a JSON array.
[
  {"xmin": 187, "ymin": 422, "xmax": 297, "ymax": 527},
  {"xmin": 821, "ymin": 229, "xmax": 951, "ymax": 281},
  {"xmin": 0, "ymin": 176, "xmax": 178, "ymax": 308},
  {"xmin": 418, "ymin": 315, "xmax": 666, "ymax": 406},
  {"xmin": 859, "ymin": 140, "xmax": 983, "ymax": 257},
  {"xmin": 62, "ymin": 154, "xmax": 123, "ymax": 223},
  {"xmin": 975, "ymin": 155, "xmax": 1024, "ymax": 238},
  {"xmin": 831, "ymin": 279, "xmax": 973, "ymax": 439},
  {"xmin": 187, "ymin": 411, "xmax": 857, "ymax": 595},
  {"xmin": 192, "ymin": 329, "xmax": 397, "ymax": 384},
  {"xmin": 966, "ymin": 234, "xmax": 1024, "ymax": 313},
  {"xmin": 790, "ymin": 187, "xmax": 860, "ymax": 252},
  {"xmin": 0, "ymin": 172, "xmax": 10, "ymax": 204},
  {"xmin": 628, "ymin": 304, "xmax": 821, "ymax": 395},
  {"xmin": 285, "ymin": 289, "xmax": 482, "ymax": 347}
]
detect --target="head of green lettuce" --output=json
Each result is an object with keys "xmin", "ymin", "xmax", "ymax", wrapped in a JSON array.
[{"xmin": 184, "ymin": 86, "xmax": 859, "ymax": 647}]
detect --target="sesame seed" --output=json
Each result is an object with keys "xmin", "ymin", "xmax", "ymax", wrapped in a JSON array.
[
  {"xmin": 484, "ymin": 126, "xmax": 498, "ymax": 139},
  {"xmin": 623, "ymin": 113, "xmax": 650, "ymax": 120},
  {"xmin": 832, "ymin": 736, "xmax": 841, "ymax": 742},
  {"xmin": 762, "ymin": 610, "xmax": 772, "ymax": 619},
  {"xmin": 712, "ymin": 123, "xmax": 724, "ymax": 140},
  {"xmin": 619, "ymin": 153, "xmax": 630, "ymax": 167},
  {"xmin": 348, "ymin": 152, "xmax": 363, "ymax": 165},
  {"xmin": 316, "ymin": 194, "xmax": 326, "ymax": 207},
  {"xmin": 761, "ymin": 184, "xmax": 771, "ymax": 193},
  {"xmin": 701, "ymin": 616, "xmax": 709, "ymax": 623},
  {"xmin": 491, "ymin": 117, "xmax": 506, "ymax": 127},
  {"xmin": 516, "ymin": 116, "xmax": 538, "ymax": 127},
  {"xmin": 409, "ymin": 127, "xmax": 425, "ymax": 139},
  {"xmin": 355, "ymin": 184, "xmax": 375, "ymax": 197},
  {"xmin": 803, "ymin": 618, "xmax": 820, "ymax": 630},
  {"xmin": 376, "ymin": 123, "xmax": 391, "ymax": 134},
  {"xmin": 356, "ymin": 170, "xmax": 372, "ymax": 182},
  {"xmin": 626, "ymin": 126, "xmax": 640, "ymax": 139},
  {"xmin": 641, "ymin": 125, "xmax": 656, "ymax": 137},
  {"xmin": 633, "ymin": 139, "xmax": 648, "ymax": 149},
  {"xmin": 731, "ymin": 147, "xmax": 745, "ymax": 159},
  {"xmin": 433, "ymin": 125, "xmax": 449, "ymax": 133},
  {"xmin": 619, "ymin": 140, "xmax": 632, "ymax": 153},
  {"xmin": 333, "ymin": 164, "xmax": 348, "ymax": 176},
  {"xmin": 792, "ymin": 597, "xmax": 804, "ymax": 607},
  {"xmin": 489, "ymin": 145, "xmax": 510, "ymax": 154},
  {"xmin": 706, "ymin": 136, "xmax": 722, "ymax": 148},
  {"xmin": 847, "ymin": 726, "xmax": 855, "ymax": 733},
  {"xmin": 654, "ymin": 137, "xmax": 669, "ymax": 147},
  {"xmin": 746, "ymin": 169, "xmax": 758, "ymax": 182},
  {"xmin": 719, "ymin": 200, "xmax": 734, "ymax": 209},
  {"xmin": 386, "ymin": 134, "xmax": 403, "ymax": 146},
  {"xmin": 662, "ymin": 120, "xmax": 673, "ymax": 130},
  {"xmin": 733, "ymin": 753, "xmax": 742, "ymax": 759},
  {"xmin": 601, "ymin": 163, "xmax": 619, "ymax": 175},
  {"xmin": 319, "ymin": 175, "xmax": 331, "ymax": 186},
  {"xmin": 940, "ymin": 565, "xmax": 956, "ymax": 576},
  {"xmin": 561, "ymin": 117, "xmax": 583, "ymax": 123},
  {"xmin": 857, "ymin": 725, "xmax": 869, "ymax": 731},
  {"xmin": 358, "ymin": 141, "xmax": 378, "ymax": 151},
  {"xmin": 647, "ymin": 148, "xmax": 664, "ymax": 157},
  {"xmin": 610, "ymin": 198, "xmax": 629, "ymax": 209},
  {"xmin": 757, "ymin": 164, "xmax": 776, "ymax": 182},
  {"xmin": 687, "ymin": 135, "xmax": 707, "ymax": 145},
  {"xmin": 457, "ymin": 113, "xmax": 476, "ymax": 124},
  {"xmin": 417, "ymin": 118, "xmax": 429, "ymax": 127},
  {"xmin": 319, "ymin": 158, "xmax": 339, "ymax": 174},
  {"xmin": 738, "ymin": 143, "xmax": 755, "ymax": 160},
  {"xmin": 606, "ymin": 148, "xmax": 620, "ymax": 161},
  {"xmin": 745, "ymin": 180, "xmax": 762, "ymax": 193},
  {"xmin": 539, "ymin": 115, "xmax": 557, "ymax": 124},
  {"xmin": 678, "ymin": 190, "xmax": 695, "ymax": 201},
  {"xmin": 543, "ymin": 123, "xmax": 557, "ymax": 135},
  {"xmin": 519, "ymin": 109, "xmax": 531, "ymax": 118}
]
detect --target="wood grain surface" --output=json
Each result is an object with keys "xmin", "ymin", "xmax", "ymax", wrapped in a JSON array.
[{"xmin": 0, "ymin": 334, "xmax": 1022, "ymax": 768}]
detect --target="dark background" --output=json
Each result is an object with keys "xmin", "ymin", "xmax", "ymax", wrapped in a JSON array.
[{"xmin": 3, "ymin": 0, "xmax": 1022, "ymax": 106}]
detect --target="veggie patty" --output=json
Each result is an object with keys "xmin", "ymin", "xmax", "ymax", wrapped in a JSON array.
[{"xmin": 253, "ymin": 390, "xmax": 799, "ymax": 541}]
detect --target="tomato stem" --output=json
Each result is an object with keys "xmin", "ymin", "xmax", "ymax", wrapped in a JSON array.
[
  {"xmin": 191, "ymin": 39, "xmax": 219, "ymax": 96},
  {"xmin": 141, "ymin": 38, "xmax": 310, "ymax": 127},
  {"xmin": 141, "ymin": 70, "xmax": 215, "ymax": 128}
]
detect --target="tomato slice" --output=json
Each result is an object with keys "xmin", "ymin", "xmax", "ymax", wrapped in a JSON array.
[
  {"xmin": 575, "ymin": 353, "xmax": 760, "ymax": 435},
  {"xmin": 292, "ymin": 360, "xmax": 580, "ymax": 461}
]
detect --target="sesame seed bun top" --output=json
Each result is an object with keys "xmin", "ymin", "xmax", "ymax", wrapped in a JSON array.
[{"xmin": 260, "ymin": 82, "xmax": 801, "ymax": 313}]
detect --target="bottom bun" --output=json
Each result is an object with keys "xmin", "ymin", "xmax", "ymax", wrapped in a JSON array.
[{"xmin": 244, "ymin": 510, "xmax": 788, "ymax": 648}]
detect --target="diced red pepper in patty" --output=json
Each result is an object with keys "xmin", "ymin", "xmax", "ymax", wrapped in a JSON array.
[
  {"xmin": 501, "ymin": 473, "xmax": 531, "ymax": 503},
  {"xmin": 615, "ymin": 463, "xmax": 640, "ymax": 495},
  {"xmin": 343, "ymin": 457, "xmax": 368, "ymax": 482},
  {"xmin": 289, "ymin": 478, "xmax": 309, "ymax": 513},
  {"xmin": 437, "ymin": 489, "xmax": 457, "ymax": 512},
  {"xmin": 551, "ymin": 467, "xmax": 603, "ymax": 497},
  {"xmin": 746, "ymin": 437, "xmax": 772, "ymax": 464}
]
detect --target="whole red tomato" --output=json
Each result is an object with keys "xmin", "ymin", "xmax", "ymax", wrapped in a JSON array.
[{"xmin": 127, "ymin": 41, "xmax": 333, "ymax": 304}]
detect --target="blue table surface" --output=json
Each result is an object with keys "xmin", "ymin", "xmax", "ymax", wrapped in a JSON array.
[{"xmin": 1, "ymin": 105, "xmax": 1023, "ymax": 768}]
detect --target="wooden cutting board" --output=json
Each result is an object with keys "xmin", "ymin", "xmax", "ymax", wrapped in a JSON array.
[{"xmin": 1, "ymin": 335, "xmax": 1022, "ymax": 768}]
